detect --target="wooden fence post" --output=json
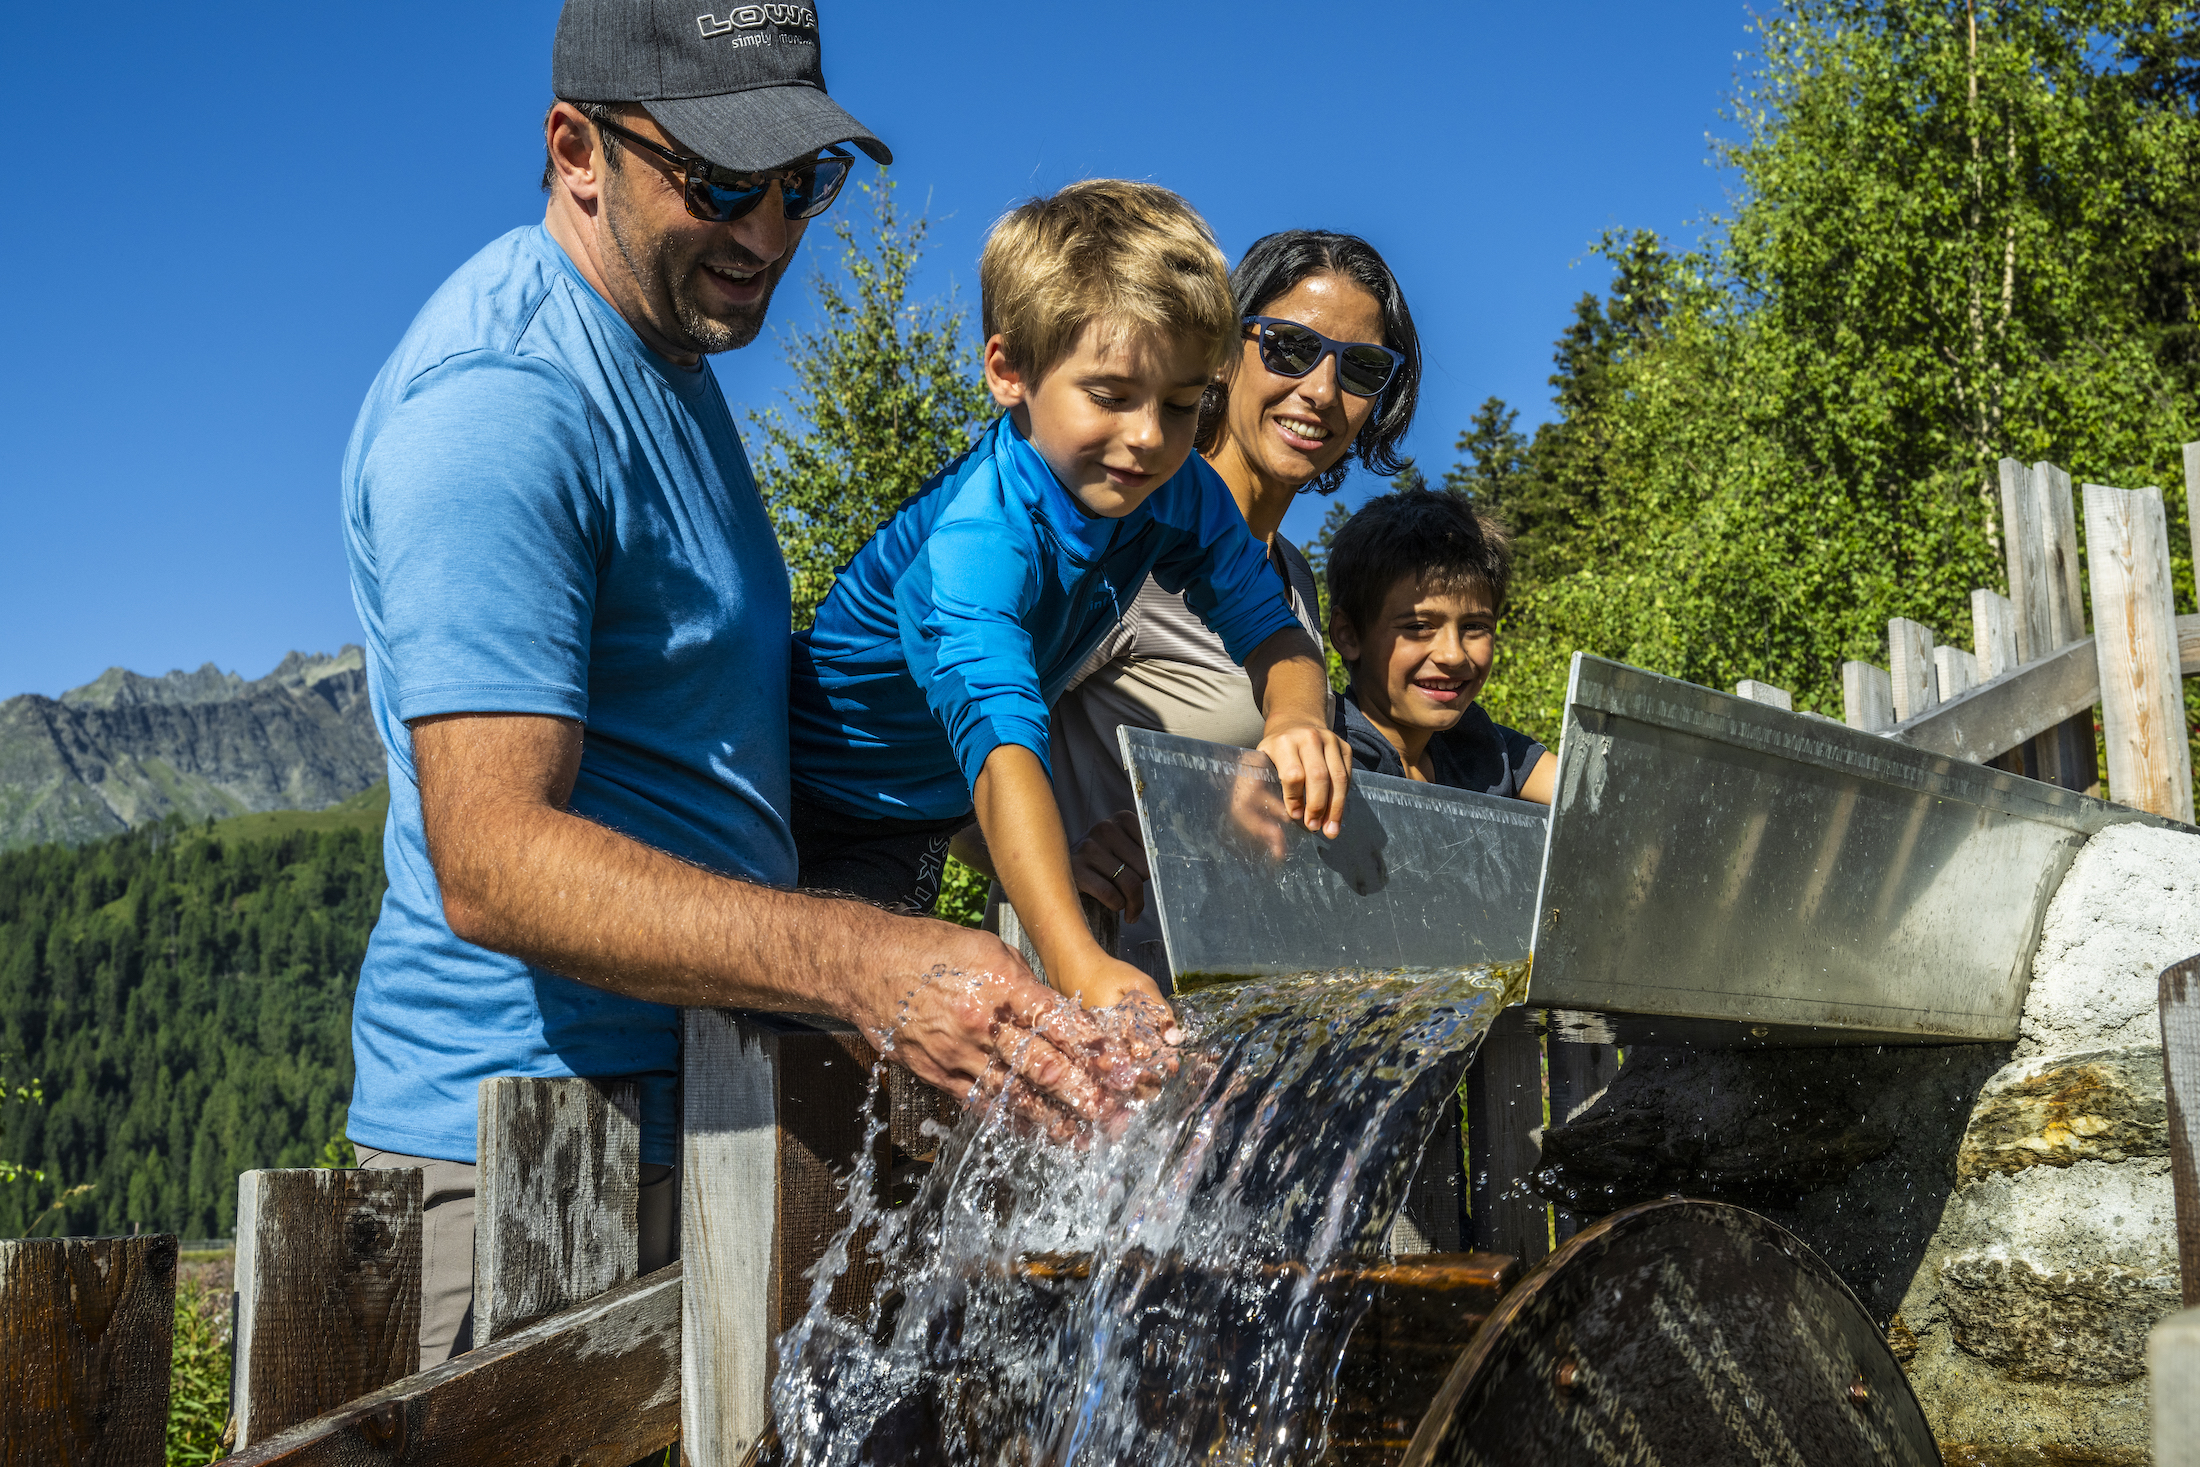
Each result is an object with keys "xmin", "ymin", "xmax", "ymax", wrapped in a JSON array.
[
  {"xmin": 1934, "ymin": 645, "xmax": 1979, "ymax": 701},
  {"xmin": 1889, "ymin": 618, "xmax": 1939, "ymax": 722},
  {"xmin": 231, "ymin": 1169, "xmax": 422, "ymax": 1450},
  {"xmin": 2185, "ymin": 444, "xmax": 2200, "ymax": 605},
  {"xmin": 2156, "ymin": 1308, "xmax": 2200, "ymax": 1467},
  {"xmin": 2085, "ymin": 483, "xmax": 2195, "ymax": 822},
  {"xmin": 1464, "ymin": 1012, "xmax": 1549, "ymax": 1266},
  {"xmin": 2004, "ymin": 458, "xmax": 2101, "ymax": 792},
  {"xmin": 0, "ymin": 1234, "xmax": 177, "ymax": 1466},
  {"xmin": 1547, "ymin": 1037, "xmax": 1621, "ymax": 1244},
  {"xmin": 1972, "ymin": 588, "xmax": 2020, "ymax": 678},
  {"xmin": 1843, "ymin": 660, "xmax": 1895, "ymax": 732},
  {"xmin": 2159, "ymin": 954, "xmax": 2200, "ymax": 1304},
  {"xmin": 681, "ymin": 1010, "xmax": 881, "ymax": 1467},
  {"xmin": 474, "ymin": 1077, "xmax": 641, "ymax": 1348},
  {"xmin": 1733, "ymin": 679, "xmax": 1792, "ymax": 709}
]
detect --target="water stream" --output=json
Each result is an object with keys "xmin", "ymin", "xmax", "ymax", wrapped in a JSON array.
[{"xmin": 771, "ymin": 963, "xmax": 1519, "ymax": 1467}]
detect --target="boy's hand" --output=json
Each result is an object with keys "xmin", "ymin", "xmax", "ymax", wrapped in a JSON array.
[
  {"xmin": 1070, "ymin": 811, "xmax": 1149, "ymax": 923},
  {"xmin": 1258, "ymin": 721, "xmax": 1354, "ymax": 839},
  {"xmin": 1050, "ymin": 951, "xmax": 1182, "ymax": 1092}
]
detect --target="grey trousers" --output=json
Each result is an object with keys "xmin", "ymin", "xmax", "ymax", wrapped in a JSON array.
[{"xmin": 358, "ymin": 1147, "xmax": 679, "ymax": 1373}]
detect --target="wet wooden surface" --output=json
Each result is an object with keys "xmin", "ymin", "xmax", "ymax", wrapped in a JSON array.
[
  {"xmin": 1464, "ymin": 1012, "xmax": 1550, "ymax": 1263},
  {"xmin": 474, "ymin": 1077, "xmax": 640, "ymax": 1347},
  {"xmin": 1400, "ymin": 1199, "xmax": 1933, "ymax": 1467},
  {"xmin": 232, "ymin": 1168, "xmax": 422, "ymax": 1449},
  {"xmin": 0, "ymin": 1234, "xmax": 177, "ymax": 1466},
  {"xmin": 222, "ymin": 1261, "xmax": 680, "ymax": 1467},
  {"xmin": 2161, "ymin": 954, "xmax": 2200, "ymax": 1305},
  {"xmin": 683, "ymin": 1010, "xmax": 883, "ymax": 1467}
]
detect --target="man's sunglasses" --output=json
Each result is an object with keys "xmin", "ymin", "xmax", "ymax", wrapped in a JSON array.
[
  {"xmin": 592, "ymin": 115, "xmax": 853, "ymax": 225},
  {"xmin": 1243, "ymin": 316, "xmax": 1404, "ymax": 398}
]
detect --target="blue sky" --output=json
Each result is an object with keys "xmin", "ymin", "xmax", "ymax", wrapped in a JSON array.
[{"xmin": 0, "ymin": 1, "xmax": 1753, "ymax": 698}]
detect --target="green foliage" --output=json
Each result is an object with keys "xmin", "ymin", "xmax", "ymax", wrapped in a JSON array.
[
  {"xmin": 935, "ymin": 855, "xmax": 989, "ymax": 929},
  {"xmin": 751, "ymin": 175, "xmax": 997, "ymax": 629},
  {"xmin": 166, "ymin": 1275, "xmax": 230, "ymax": 1466},
  {"xmin": 0, "ymin": 815, "xmax": 383, "ymax": 1236},
  {"xmin": 316, "ymin": 1132, "xmax": 358, "ymax": 1169},
  {"xmin": 1460, "ymin": 0, "xmax": 2200, "ymax": 746},
  {"xmin": 1301, "ymin": 499, "xmax": 1356, "ymax": 694}
]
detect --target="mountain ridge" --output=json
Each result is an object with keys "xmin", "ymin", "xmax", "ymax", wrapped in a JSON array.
[{"xmin": 0, "ymin": 648, "xmax": 386, "ymax": 851}]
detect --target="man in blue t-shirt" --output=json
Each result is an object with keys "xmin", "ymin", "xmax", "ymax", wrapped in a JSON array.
[{"xmin": 342, "ymin": 0, "xmax": 1110, "ymax": 1370}]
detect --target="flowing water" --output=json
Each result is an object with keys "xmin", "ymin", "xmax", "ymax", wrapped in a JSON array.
[{"xmin": 771, "ymin": 962, "xmax": 1520, "ymax": 1467}]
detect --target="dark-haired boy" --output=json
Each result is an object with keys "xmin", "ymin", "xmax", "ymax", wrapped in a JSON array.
[{"xmin": 1324, "ymin": 488, "xmax": 1555, "ymax": 803}]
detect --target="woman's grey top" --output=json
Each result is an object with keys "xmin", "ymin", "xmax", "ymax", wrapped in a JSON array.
[{"xmin": 1046, "ymin": 537, "xmax": 1325, "ymax": 980}]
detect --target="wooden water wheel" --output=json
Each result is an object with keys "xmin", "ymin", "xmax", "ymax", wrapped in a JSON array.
[{"xmin": 1395, "ymin": 1198, "xmax": 1936, "ymax": 1466}]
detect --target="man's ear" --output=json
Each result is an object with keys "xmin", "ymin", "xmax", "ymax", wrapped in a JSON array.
[
  {"xmin": 547, "ymin": 102, "xmax": 608, "ymax": 211},
  {"xmin": 982, "ymin": 335, "xmax": 1025, "ymax": 411}
]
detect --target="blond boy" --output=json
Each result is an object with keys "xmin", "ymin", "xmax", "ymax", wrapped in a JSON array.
[{"xmin": 787, "ymin": 180, "xmax": 1349, "ymax": 1022}]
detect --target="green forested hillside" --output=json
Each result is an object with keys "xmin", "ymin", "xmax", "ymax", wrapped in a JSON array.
[{"xmin": 0, "ymin": 795, "xmax": 385, "ymax": 1237}]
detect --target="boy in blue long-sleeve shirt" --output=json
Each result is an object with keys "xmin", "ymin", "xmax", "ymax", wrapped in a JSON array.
[{"xmin": 789, "ymin": 180, "xmax": 1351, "ymax": 1022}]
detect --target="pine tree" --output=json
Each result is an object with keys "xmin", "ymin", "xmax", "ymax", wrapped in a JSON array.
[{"xmin": 748, "ymin": 176, "xmax": 996, "ymax": 629}]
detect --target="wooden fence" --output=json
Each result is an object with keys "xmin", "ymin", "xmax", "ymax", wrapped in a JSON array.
[{"xmin": 1733, "ymin": 453, "xmax": 2199, "ymax": 824}]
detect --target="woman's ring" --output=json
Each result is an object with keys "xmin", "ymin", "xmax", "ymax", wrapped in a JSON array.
[{"xmin": 1110, "ymin": 861, "xmax": 1127, "ymax": 882}]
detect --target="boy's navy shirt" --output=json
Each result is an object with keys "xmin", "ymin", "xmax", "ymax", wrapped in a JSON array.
[
  {"xmin": 341, "ymin": 224, "xmax": 797, "ymax": 1167},
  {"xmin": 790, "ymin": 415, "xmax": 1301, "ymax": 820},
  {"xmin": 1333, "ymin": 688, "xmax": 1546, "ymax": 799}
]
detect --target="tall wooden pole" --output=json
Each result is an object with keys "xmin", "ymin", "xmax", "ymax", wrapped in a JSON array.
[{"xmin": 2084, "ymin": 482, "xmax": 2193, "ymax": 822}]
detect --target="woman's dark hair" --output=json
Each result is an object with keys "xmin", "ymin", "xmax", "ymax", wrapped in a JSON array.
[
  {"xmin": 1326, "ymin": 489, "xmax": 1513, "ymax": 661},
  {"xmin": 1196, "ymin": 229, "xmax": 1421, "ymax": 496}
]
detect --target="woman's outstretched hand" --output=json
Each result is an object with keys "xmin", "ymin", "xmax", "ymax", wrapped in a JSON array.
[{"xmin": 1069, "ymin": 810, "xmax": 1150, "ymax": 923}]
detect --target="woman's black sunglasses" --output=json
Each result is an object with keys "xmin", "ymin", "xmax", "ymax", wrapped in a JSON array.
[
  {"xmin": 1243, "ymin": 316, "xmax": 1404, "ymax": 398},
  {"xmin": 593, "ymin": 116, "xmax": 854, "ymax": 225}
]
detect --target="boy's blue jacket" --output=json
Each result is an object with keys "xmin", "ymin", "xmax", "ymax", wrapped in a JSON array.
[{"xmin": 790, "ymin": 414, "xmax": 1302, "ymax": 820}]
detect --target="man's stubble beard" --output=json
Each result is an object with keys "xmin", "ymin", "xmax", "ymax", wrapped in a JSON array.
[{"xmin": 602, "ymin": 164, "xmax": 787, "ymax": 356}]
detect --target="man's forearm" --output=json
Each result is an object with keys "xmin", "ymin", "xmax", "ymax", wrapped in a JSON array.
[{"xmin": 418, "ymin": 713, "xmax": 908, "ymax": 1019}]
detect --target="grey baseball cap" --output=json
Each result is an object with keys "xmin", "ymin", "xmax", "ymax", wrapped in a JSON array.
[{"xmin": 553, "ymin": 0, "xmax": 891, "ymax": 173}]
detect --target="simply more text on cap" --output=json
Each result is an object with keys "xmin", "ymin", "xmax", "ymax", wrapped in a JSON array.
[{"xmin": 553, "ymin": 0, "xmax": 891, "ymax": 173}]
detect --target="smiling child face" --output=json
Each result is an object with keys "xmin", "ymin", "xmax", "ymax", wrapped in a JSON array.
[
  {"xmin": 983, "ymin": 318, "xmax": 1213, "ymax": 518},
  {"xmin": 1334, "ymin": 576, "xmax": 1498, "ymax": 739}
]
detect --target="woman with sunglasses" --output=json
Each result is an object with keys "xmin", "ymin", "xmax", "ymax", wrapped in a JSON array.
[{"xmin": 1032, "ymin": 229, "xmax": 1420, "ymax": 982}]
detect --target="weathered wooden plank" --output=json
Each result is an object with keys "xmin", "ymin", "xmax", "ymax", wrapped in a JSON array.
[
  {"xmin": 1934, "ymin": 644, "xmax": 1979, "ymax": 702},
  {"xmin": 1841, "ymin": 660, "xmax": 1895, "ymax": 733},
  {"xmin": 1732, "ymin": 679, "xmax": 1792, "ymax": 709},
  {"xmin": 1546, "ymin": 1039, "xmax": 1621, "ymax": 1244},
  {"xmin": 2086, "ymin": 482, "xmax": 2194, "ymax": 822},
  {"xmin": 0, "ymin": 1234, "xmax": 177, "ymax": 1466},
  {"xmin": 220, "ymin": 1262, "xmax": 681, "ymax": 1467},
  {"xmin": 2186, "ymin": 611, "xmax": 2200, "ymax": 674},
  {"xmin": 473, "ymin": 1077, "xmax": 640, "ymax": 1348},
  {"xmin": 2153, "ymin": 1307, "xmax": 2200, "ymax": 1466},
  {"xmin": 233, "ymin": 1169, "xmax": 423, "ymax": 1449},
  {"xmin": 682, "ymin": 1010, "xmax": 879, "ymax": 1467},
  {"xmin": 1463, "ymin": 1014, "xmax": 1549, "ymax": 1266},
  {"xmin": 2020, "ymin": 462, "xmax": 2100, "ymax": 794},
  {"xmin": 2002, "ymin": 458, "xmax": 2054, "ymax": 663},
  {"xmin": 2160, "ymin": 955, "xmax": 2200, "ymax": 1306},
  {"xmin": 1972, "ymin": 587, "xmax": 2020, "ymax": 679},
  {"xmin": 2039, "ymin": 461, "xmax": 2086, "ymax": 646},
  {"xmin": 1886, "ymin": 634, "xmax": 2099, "ymax": 762},
  {"xmin": 1888, "ymin": 618, "xmax": 1938, "ymax": 722},
  {"xmin": 2186, "ymin": 443, "xmax": 2200, "ymax": 610}
]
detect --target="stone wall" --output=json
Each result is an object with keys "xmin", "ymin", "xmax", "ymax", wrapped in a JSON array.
[{"xmin": 1534, "ymin": 821, "xmax": 2200, "ymax": 1466}]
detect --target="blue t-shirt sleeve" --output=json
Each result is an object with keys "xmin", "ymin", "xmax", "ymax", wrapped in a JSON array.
[
  {"xmin": 1149, "ymin": 477, "xmax": 1304, "ymax": 664},
  {"xmin": 357, "ymin": 352, "xmax": 606, "ymax": 725},
  {"xmin": 898, "ymin": 516, "xmax": 1050, "ymax": 788}
]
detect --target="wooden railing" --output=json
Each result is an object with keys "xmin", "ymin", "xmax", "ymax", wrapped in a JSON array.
[{"xmin": 1732, "ymin": 453, "xmax": 2198, "ymax": 824}]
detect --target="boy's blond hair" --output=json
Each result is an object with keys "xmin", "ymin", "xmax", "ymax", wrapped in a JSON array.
[{"xmin": 979, "ymin": 180, "xmax": 1234, "ymax": 381}]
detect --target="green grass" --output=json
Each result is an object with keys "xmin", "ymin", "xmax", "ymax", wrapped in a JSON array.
[
  {"xmin": 167, "ymin": 1276, "xmax": 230, "ymax": 1465},
  {"xmin": 202, "ymin": 782, "xmax": 388, "ymax": 846}
]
